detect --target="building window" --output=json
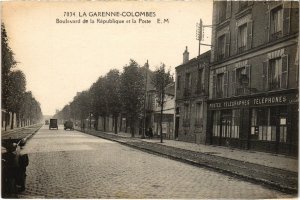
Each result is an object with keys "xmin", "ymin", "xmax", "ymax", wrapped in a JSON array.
[
  {"xmin": 217, "ymin": 35, "xmax": 226, "ymax": 60},
  {"xmin": 195, "ymin": 102, "xmax": 203, "ymax": 126},
  {"xmin": 216, "ymin": 73, "xmax": 224, "ymax": 98},
  {"xmin": 185, "ymin": 73, "xmax": 191, "ymax": 89},
  {"xmin": 218, "ymin": 1, "xmax": 227, "ymax": 23},
  {"xmin": 177, "ymin": 75, "xmax": 181, "ymax": 90},
  {"xmin": 270, "ymin": 6, "xmax": 283, "ymax": 40},
  {"xmin": 251, "ymin": 107, "xmax": 287, "ymax": 142},
  {"xmin": 196, "ymin": 68, "xmax": 204, "ymax": 93},
  {"xmin": 184, "ymin": 73, "xmax": 191, "ymax": 97},
  {"xmin": 251, "ymin": 108, "xmax": 276, "ymax": 141},
  {"xmin": 231, "ymin": 109, "xmax": 240, "ymax": 138},
  {"xmin": 237, "ymin": 24, "xmax": 247, "ymax": 53},
  {"xmin": 263, "ymin": 55, "xmax": 288, "ymax": 91},
  {"xmin": 221, "ymin": 110, "xmax": 240, "ymax": 138},
  {"xmin": 269, "ymin": 58, "xmax": 282, "ymax": 90},
  {"xmin": 235, "ymin": 67, "xmax": 249, "ymax": 95},
  {"xmin": 212, "ymin": 111, "xmax": 221, "ymax": 136},
  {"xmin": 183, "ymin": 103, "xmax": 190, "ymax": 126}
]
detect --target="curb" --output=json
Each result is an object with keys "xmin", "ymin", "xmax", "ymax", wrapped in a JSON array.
[
  {"xmin": 80, "ymin": 129, "xmax": 297, "ymax": 194},
  {"xmin": 20, "ymin": 125, "xmax": 43, "ymax": 146}
]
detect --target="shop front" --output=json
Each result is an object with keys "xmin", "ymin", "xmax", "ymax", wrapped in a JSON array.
[{"xmin": 207, "ymin": 89, "xmax": 298, "ymax": 156}]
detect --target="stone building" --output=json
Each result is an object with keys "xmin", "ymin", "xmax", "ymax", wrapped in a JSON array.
[
  {"xmin": 175, "ymin": 47, "xmax": 211, "ymax": 144},
  {"xmin": 207, "ymin": 1, "xmax": 298, "ymax": 155}
]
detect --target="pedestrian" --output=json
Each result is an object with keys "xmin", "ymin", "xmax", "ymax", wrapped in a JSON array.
[
  {"xmin": 17, "ymin": 153, "xmax": 29, "ymax": 192},
  {"xmin": 2, "ymin": 142, "xmax": 19, "ymax": 196},
  {"xmin": 148, "ymin": 127, "xmax": 153, "ymax": 139}
]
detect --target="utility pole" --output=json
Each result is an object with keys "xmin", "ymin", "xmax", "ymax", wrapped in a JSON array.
[
  {"xmin": 142, "ymin": 60, "xmax": 149, "ymax": 139},
  {"xmin": 196, "ymin": 19, "xmax": 203, "ymax": 56}
]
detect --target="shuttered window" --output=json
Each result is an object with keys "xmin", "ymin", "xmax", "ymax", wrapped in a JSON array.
[
  {"xmin": 237, "ymin": 24, "xmax": 247, "ymax": 53},
  {"xmin": 271, "ymin": 6, "xmax": 283, "ymax": 35},
  {"xmin": 268, "ymin": 55, "xmax": 288, "ymax": 90},
  {"xmin": 217, "ymin": 35, "xmax": 226, "ymax": 60}
]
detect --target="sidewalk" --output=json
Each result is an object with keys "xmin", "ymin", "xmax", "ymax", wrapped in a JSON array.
[
  {"xmin": 79, "ymin": 127, "xmax": 298, "ymax": 194},
  {"xmin": 102, "ymin": 130, "xmax": 298, "ymax": 172},
  {"xmin": 2, "ymin": 124, "xmax": 42, "ymax": 150}
]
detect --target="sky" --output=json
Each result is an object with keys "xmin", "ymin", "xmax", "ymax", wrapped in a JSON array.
[{"xmin": 2, "ymin": 1, "xmax": 212, "ymax": 116}]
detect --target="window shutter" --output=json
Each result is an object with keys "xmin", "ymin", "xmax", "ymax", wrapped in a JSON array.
[
  {"xmin": 226, "ymin": 1, "xmax": 231, "ymax": 19},
  {"xmin": 265, "ymin": 9, "xmax": 270, "ymax": 43},
  {"xmin": 247, "ymin": 20, "xmax": 253, "ymax": 50},
  {"xmin": 283, "ymin": 2, "xmax": 291, "ymax": 36},
  {"xmin": 262, "ymin": 61, "xmax": 269, "ymax": 91},
  {"xmin": 232, "ymin": 69, "xmax": 236, "ymax": 96},
  {"xmin": 225, "ymin": 32, "xmax": 231, "ymax": 58},
  {"xmin": 235, "ymin": 25, "xmax": 239, "ymax": 54},
  {"xmin": 213, "ymin": 74, "xmax": 217, "ymax": 98},
  {"xmin": 224, "ymin": 71, "xmax": 228, "ymax": 97},
  {"xmin": 245, "ymin": 64, "xmax": 251, "ymax": 94},
  {"xmin": 281, "ymin": 54, "xmax": 288, "ymax": 89}
]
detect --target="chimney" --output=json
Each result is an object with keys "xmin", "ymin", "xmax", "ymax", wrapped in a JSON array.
[{"xmin": 183, "ymin": 46, "xmax": 189, "ymax": 64}]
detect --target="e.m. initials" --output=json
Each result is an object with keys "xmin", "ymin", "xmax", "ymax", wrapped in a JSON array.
[{"xmin": 157, "ymin": 18, "xmax": 169, "ymax": 24}]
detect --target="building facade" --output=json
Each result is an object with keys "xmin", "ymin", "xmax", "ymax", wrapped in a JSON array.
[
  {"xmin": 207, "ymin": 1, "xmax": 298, "ymax": 155},
  {"xmin": 175, "ymin": 48, "xmax": 211, "ymax": 144}
]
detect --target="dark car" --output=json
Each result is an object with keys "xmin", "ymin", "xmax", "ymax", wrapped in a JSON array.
[
  {"xmin": 49, "ymin": 119, "xmax": 58, "ymax": 130},
  {"xmin": 64, "ymin": 121, "xmax": 74, "ymax": 130}
]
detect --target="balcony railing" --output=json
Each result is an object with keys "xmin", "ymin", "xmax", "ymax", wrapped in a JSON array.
[
  {"xmin": 236, "ymin": 87, "xmax": 245, "ymax": 96},
  {"xmin": 237, "ymin": 46, "xmax": 246, "ymax": 54},
  {"xmin": 216, "ymin": 91, "xmax": 223, "ymax": 98},
  {"xmin": 195, "ymin": 85, "xmax": 205, "ymax": 95},
  {"xmin": 217, "ymin": 53, "xmax": 225, "ymax": 61},
  {"xmin": 270, "ymin": 31, "xmax": 282, "ymax": 41},
  {"xmin": 183, "ymin": 88, "xmax": 191, "ymax": 97}
]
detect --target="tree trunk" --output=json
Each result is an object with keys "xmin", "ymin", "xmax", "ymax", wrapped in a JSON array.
[
  {"xmin": 119, "ymin": 114, "xmax": 122, "ymax": 132},
  {"xmin": 11, "ymin": 112, "xmax": 14, "ymax": 130},
  {"xmin": 103, "ymin": 116, "xmax": 106, "ymax": 132},
  {"xmin": 114, "ymin": 115, "xmax": 118, "ymax": 134},
  {"xmin": 95, "ymin": 115, "xmax": 99, "ymax": 131},
  {"xmin": 130, "ymin": 118, "xmax": 135, "ymax": 137},
  {"xmin": 4, "ymin": 112, "xmax": 8, "ymax": 131},
  {"xmin": 160, "ymin": 104, "xmax": 163, "ymax": 143}
]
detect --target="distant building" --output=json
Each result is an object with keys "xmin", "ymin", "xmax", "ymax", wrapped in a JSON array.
[
  {"xmin": 207, "ymin": 1, "xmax": 298, "ymax": 155},
  {"xmin": 175, "ymin": 47, "xmax": 211, "ymax": 143},
  {"xmin": 152, "ymin": 83, "xmax": 175, "ymax": 139}
]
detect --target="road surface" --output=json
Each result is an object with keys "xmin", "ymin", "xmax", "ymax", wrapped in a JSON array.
[{"xmin": 19, "ymin": 125, "xmax": 292, "ymax": 198}]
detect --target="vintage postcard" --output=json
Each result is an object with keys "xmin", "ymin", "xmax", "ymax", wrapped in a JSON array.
[{"xmin": 1, "ymin": 1, "xmax": 298, "ymax": 199}]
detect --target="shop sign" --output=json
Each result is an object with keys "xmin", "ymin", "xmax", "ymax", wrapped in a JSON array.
[{"xmin": 208, "ymin": 93, "xmax": 297, "ymax": 109}]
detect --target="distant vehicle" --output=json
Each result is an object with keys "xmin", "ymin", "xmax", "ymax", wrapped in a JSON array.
[
  {"xmin": 45, "ymin": 120, "xmax": 49, "ymax": 125},
  {"xmin": 49, "ymin": 119, "xmax": 58, "ymax": 130},
  {"xmin": 64, "ymin": 121, "xmax": 74, "ymax": 130}
]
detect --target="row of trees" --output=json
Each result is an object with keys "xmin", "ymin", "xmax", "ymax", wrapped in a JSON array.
[
  {"xmin": 54, "ymin": 59, "xmax": 173, "ymax": 140},
  {"xmin": 1, "ymin": 23, "xmax": 43, "ymax": 130}
]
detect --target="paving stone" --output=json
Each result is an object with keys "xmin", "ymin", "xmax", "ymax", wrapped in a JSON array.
[{"xmin": 17, "ymin": 126, "xmax": 294, "ymax": 198}]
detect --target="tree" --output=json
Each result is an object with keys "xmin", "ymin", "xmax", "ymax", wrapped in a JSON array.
[
  {"xmin": 151, "ymin": 64, "xmax": 173, "ymax": 143},
  {"xmin": 6, "ymin": 70, "xmax": 26, "ymax": 129},
  {"xmin": 120, "ymin": 60, "xmax": 145, "ymax": 137},
  {"xmin": 19, "ymin": 92, "xmax": 43, "ymax": 126},
  {"xmin": 105, "ymin": 69, "xmax": 122, "ymax": 134},
  {"xmin": 89, "ymin": 77, "xmax": 109, "ymax": 131},
  {"xmin": 2, "ymin": 23, "xmax": 17, "ymax": 107}
]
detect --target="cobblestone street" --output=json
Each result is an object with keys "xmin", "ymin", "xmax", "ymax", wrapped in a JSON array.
[{"xmin": 19, "ymin": 125, "xmax": 292, "ymax": 198}]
